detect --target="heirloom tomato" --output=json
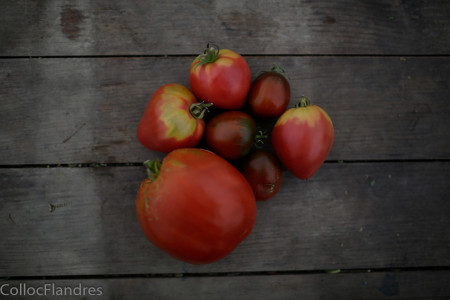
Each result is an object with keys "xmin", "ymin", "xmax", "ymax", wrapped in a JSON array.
[
  {"xmin": 247, "ymin": 64, "xmax": 291, "ymax": 118},
  {"xmin": 241, "ymin": 150, "xmax": 283, "ymax": 201},
  {"xmin": 136, "ymin": 148, "xmax": 257, "ymax": 265},
  {"xmin": 205, "ymin": 111, "xmax": 256, "ymax": 160},
  {"xmin": 189, "ymin": 43, "xmax": 251, "ymax": 110},
  {"xmin": 272, "ymin": 96, "xmax": 334, "ymax": 179},
  {"xmin": 137, "ymin": 83, "xmax": 211, "ymax": 153}
]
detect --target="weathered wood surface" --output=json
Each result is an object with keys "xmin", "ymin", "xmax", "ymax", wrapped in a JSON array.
[
  {"xmin": 2, "ymin": 0, "xmax": 450, "ymax": 56},
  {"xmin": 1, "ymin": 162, "xmax": 449, "ymax": 276},
  {"xmin": 1, "ymin": 56, "xmax": 449, "ymax": 165},
  {"xmin": 1, "ymin": 0, "xmax": 450, "ymax": 298},
  {"xmin": 2, "ymin": 271, "xmax": 450, "ymax": 299}
]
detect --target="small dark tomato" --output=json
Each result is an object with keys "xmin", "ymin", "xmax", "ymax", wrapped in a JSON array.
[
  {"xmin": 241, "ymin": 150, "xmax": 283, "ymax": 201},
  {"xmin": 205, "ymin": 111, "xmax": 256, "ymax": 160},
  {"xmin": 247, "ymin": 64, "xmax": 290, "ymax": 118}
]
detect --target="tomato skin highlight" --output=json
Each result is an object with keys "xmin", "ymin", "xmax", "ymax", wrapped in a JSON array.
[
  {"xmin": 136, "ymin": 148, "xmax": 257, "ymax": 264},
  {"xmin": 137, "ymin": 84, "xmax": 206, "ymax": 153},
  {"xmin": 205, "ymin": 111, "xmax": 257, "ymax": 160},
  {"xmin": 189, "ymin": 47, "xmax": 251, "ymax": 110},
  {"xmin": 248, "ymin": 70, "xmax": 290, "ymax": 118},
  {"xmin": 241, "ymin": 150, "xmax": 283, "ymax": 201},
  {"xmin": 272, "ymin": 101, "xmax": 334, "ymax": 179}
]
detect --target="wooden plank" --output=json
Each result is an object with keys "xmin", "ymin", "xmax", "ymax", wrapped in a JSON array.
[
  {"xmin": 1, "ymin": 56, "xmax": 449, "ymax": 164},
  {"xmin": 2, "ymin": 271, "xmax": 450, "ymax": 299},
  {"xmin": 1, "ymin": 1, "xmax": 450, "ymax": 56},
  {"xmin": 1, "ymin": 162, "xmax": 449, "ymax": 276}
]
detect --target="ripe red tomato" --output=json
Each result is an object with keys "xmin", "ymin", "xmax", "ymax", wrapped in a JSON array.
[
  {"xmin": 247, "ymin": 64, "xmax": 291, "ymax": 118},
  {"xmin": 136, "ymin": 148, "xmax": 257, "ymax": 264},
  {"xmin": 272, "ymin": 96, "xmax": 334, "ymax": 179},
  {"xmin": 189, "ymin": 43, "xmax": 251, "ymax": 110},
  {"xmin": 137, "ymin": 83, "xmax": 211, "ymax": 153},
  {"xmin": 241, "ymin": 150, "xmax": 283, "ymax": 201},
  {"xmin": 205, "ymin": 111, "xmax": 256, "ymax": 160}
]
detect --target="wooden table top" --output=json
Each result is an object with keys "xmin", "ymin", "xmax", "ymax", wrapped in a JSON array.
[{"xmin": 1, "ymin": 1, "xmax": 450, "ymax": 299}]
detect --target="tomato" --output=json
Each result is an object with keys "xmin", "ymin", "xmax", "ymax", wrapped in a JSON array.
[
  {"xmin": 247, "ymin": 64, "xmax": 291, "ymax": 118},
  {"xmin": 272, "ymin": 96, "xmax": 334, "ymax": 179},
  {"xmin": 136, "ymin": 148, "xmax": 257, "ymax": 264},
  {"xmin": 205, "ymin": 111, "xmax": 256, "ymax": 160},
  {"xmin": 137, "ymin": 83, "xmax": 211, "ymax": 153},
  {"xmin": 189, "ymin": 43, "xmax": 251, "ymax": 110},
  {"xmin": 241, "ymin": 150, "xmax": 283, "ymax": 201}
]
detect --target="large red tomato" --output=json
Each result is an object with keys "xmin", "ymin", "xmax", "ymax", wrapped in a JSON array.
[
  {"xmin": 189, "ymin": 44, "xmax": 251, "ymax": 110},
  {"xmin": 241, "ymin": 150, "xmax": 283, "ymax": 201},
  {"xmin": 247, "ymin": 64, "xmax": 291, "ymax": 118},
  {"xmin": 137, "ymin": 83, "xmax": 211, "ymax": 153},
  {"xmin": 136, "ymin": 148, "xmax": 257, "ymax": 264},
  {"xmin": 272, "ymin": 97, "xmax": 334, "ymax": 179},
  {"xmin": 205, "ymin": 111, "xmax": 256, "ymax": 160}
]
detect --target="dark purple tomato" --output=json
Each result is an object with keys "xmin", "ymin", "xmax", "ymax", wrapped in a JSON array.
[
  {"xmin": 247, "ymin": 65, "xmax": 290, "ymax": 118},
  {"xmin": 205, "ymin": 111, "xmax": 256, "ymax": 160},
  {"xmin": 241, "ymin": 150, "xmax": 283, "ymax": 201}
]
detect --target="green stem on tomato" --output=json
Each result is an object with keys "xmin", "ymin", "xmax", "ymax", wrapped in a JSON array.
[
  {"xmin": 197, "ymin": 43, "xmax": 220, "ymax": 67},
  {"xmin": 189, "ymin": 102, "xmax": 213, "ymax": 119},
  {"xmin": 295, "ymin": 95, "xmax": 310, "ymax": 108},
  {"xmin": 271, "ymin": 63, "xmax": 285, "ymax": 74},
  {"xmin": 144, "ymin": 159, "xmax": 161, "ymax": 181},
  {"xmin": 254, "ymin": 128, "xmax": 268, "ymax": 148}
]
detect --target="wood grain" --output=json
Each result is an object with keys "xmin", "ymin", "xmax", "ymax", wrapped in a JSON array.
[
  {"xmin": 2, "ymin": 271, "xmax": 450, "ymax": 299},
  {"xmin": 1, "ymin": 0, "xmax": 450, "ymax": 56},
  {"xmin": 1, "ymin": 162, "xmax": 448, "ymax": 276},
  {"xmin": 1, "ymin": 0, "xmax": 449, "ymax": 298},
  {"xmin": 1, "ymin": 56, "xmax": 449, "ymax": 165}
]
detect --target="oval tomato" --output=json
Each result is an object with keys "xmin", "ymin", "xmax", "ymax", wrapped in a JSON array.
[
  {"xmin": 189, "ymin": 43, "xmax": 251, "ymax": 110},
  {"xmin": 272, "ymin": 96, "xmax": 334, "ymax": 179},
  {"xmin": 241, "ymin": 150, "xmax": 283, "ymax": 201},
  {"xmin": 248, "ymin": 64, "xmax": 291, "ymax": 118},
  {"xmin": 136, "ymin": 148, "xmax": 257, "ymax": 264},
  {"xmin": 137, "ymin": 83, "xmax": 211, "ymax": 153},
  {"xmin": 205, "ymin": 111, "xmax": 256, "ymax": 160}
]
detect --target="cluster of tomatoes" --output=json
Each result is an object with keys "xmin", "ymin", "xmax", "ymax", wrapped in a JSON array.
[{"xmin": 135, "ymin": 44, "xmax": 334, "ymax": 265}]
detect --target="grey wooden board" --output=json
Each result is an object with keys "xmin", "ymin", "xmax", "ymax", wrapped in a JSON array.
[
  {"xmin": 1, "ymin": 0, "xmax": 450, "ymax": 56},
  {"xmin": 1, "ymin": 0, "xmax": 449, "ymax": 298},
  {"xmin": 1, "ymin": 271, "xmax": 450, "ymax": 299},
  {"xmin": 1, "ymin": 56, "xmax": 449, "ymax": 165},
  {"xmin": 1, "ymin": 162, "xmax": 449, "ymax": 276}
]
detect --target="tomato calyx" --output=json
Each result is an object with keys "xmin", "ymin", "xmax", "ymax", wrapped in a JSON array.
[
  {"xmin": 270, "ymin": 63, "xmax": 291, "ymax": 81},
  {"xmin": 189, "ymin": 102, "xmax": 213, "ymax": 119},
  {"xmin": 271, "ymin": 63, "xmax": 285, "ymax": 74},
  {"xmin": 295, "ymin": 95, "xmax": 311, "ymax": 108},
  {"xmin": 197, "ymin": 43, "xmax": 220, "ymax": 67},
  {"xmin": 255, "ymin": 63, "xmax": 286, "ymax": 77},
  {"xmin": 144, "ymin": 159, "xmax": 161, "ymax": 181},
  {"xmin": 254, "ymin": 127, "xmax": 268, "ymax": 148}
]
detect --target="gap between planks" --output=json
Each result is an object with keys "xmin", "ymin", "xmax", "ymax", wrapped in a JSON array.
[
  {"xmin": 2, "ymin": 266, "xmax": 450, "ymax": 281},
  {"xmin": 1, "ymin": 159, "xmax": 450, "ymax": 169},
  {"xmin": 1, "ymin": 54, "xmax": 450, "ymax": 60}
]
